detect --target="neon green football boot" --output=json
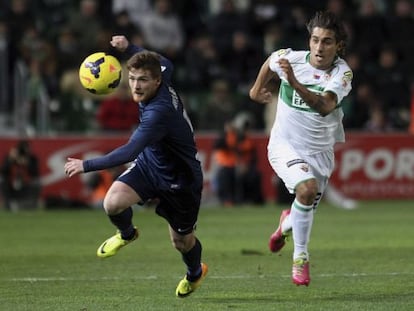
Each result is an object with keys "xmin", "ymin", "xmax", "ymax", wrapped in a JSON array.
[
  {"xmin": 96, "ymin": 228, "xmax": 138, "ymax": 258},
  {"xmin": 176, "ymin": 263, "xmax": 208, "ymax": 298}
]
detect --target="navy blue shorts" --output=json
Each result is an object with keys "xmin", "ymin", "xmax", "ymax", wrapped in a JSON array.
[{"xmin": 117, "ymin": 162, "xmax": 202, "ymax": 235}]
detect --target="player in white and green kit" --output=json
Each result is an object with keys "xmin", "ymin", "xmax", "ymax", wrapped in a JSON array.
[{"xmin": 250, "ymin": 11, "xmax": 353, "ymax": 286}]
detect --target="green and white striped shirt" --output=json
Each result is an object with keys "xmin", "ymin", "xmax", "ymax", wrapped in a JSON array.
[{"xmin": 269, "ymin": 48, "xmax": 353, "ymax": 154}]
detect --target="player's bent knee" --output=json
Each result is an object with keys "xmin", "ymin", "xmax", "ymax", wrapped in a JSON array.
[
  {"xmin": 296, "ymin": 180, "xmax": 319, "ymax": 205},
  {"xmin": 171, "ymin": 236, "xmax": 194, "ymax": 253},
  {"xmin": 103, "ymin": 194, "xmax": 126, "ymax": 215},
  {"xmin": 171, "ymin": 239, "xmax": 186, "ymax": 253}
]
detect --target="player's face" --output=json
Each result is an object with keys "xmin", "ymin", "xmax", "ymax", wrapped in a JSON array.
[
  {"xmin": 309, "ymin": 27, "xmax": 341, "ymax": 70},
  {"xmin": 128, "ymin": 68, "xmax": 161, "ymax": 103}
]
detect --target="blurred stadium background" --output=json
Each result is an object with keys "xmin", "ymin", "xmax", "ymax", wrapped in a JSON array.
[
  {"xmin": 0, "ymin": 0, "xmax": 413, "ymax": 208},
  {"xmin": 1, "ymin": 2, "xmax": 414, "ymax": 310}
]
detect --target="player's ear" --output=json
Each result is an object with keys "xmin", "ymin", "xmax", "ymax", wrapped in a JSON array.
[{"xmin": 336, "ymin": 41, "xmax": 345, "ymax": 56}]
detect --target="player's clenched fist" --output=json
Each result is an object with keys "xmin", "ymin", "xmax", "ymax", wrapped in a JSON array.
[{"xmin": 110, "ymin": 35, "xmax": 129, "ymax": 52}]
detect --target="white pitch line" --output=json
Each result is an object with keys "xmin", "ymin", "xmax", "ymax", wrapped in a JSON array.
[
  {"xmin": 5, "ymin": 272, "xmax": 411, "ymax": 282},
  {"xmin": 6, "ymin": 276, "xmax": 158, "ymax": 282}
]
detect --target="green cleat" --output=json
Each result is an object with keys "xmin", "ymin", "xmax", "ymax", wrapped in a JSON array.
[
  {"xmin": 96, "ymin": 228, "xmax": 138, "ymax": 258},
  {"xmin": 176, "ymin": 263, "xmax": 208, "ymax": 298}
]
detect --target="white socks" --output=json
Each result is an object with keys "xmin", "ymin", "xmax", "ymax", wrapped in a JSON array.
[{"xmin": 291, "ymin": 199, "xmax": 314, "ymax": 260}]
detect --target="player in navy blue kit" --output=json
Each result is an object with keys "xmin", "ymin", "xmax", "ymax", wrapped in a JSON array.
[{"xmin": 64, "ymin": 35, "xmax": 207, "ymax": 297}]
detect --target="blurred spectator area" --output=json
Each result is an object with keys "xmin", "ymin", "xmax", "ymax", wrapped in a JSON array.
[{"xmin": 0, "ymin": 0, "xmax": 413, "ymax": 135}]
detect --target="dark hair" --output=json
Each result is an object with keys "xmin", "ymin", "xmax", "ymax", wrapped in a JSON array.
[
  {"xmin": 307, "ymin": 11, "xmax": 348, "ymax": 57},
  {"xmin": 127, "ymin": 51, "xmax": 162, "ymax": 79}
]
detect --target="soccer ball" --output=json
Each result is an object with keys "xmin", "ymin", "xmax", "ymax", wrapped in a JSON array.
[{"xmin": 79, "ymin": 52, "xmax": 122, "ymax": 95}]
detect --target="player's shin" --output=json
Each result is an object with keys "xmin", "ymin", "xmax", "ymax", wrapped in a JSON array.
[
  {"xmin": 182, "ymin": 238, "xmax": 203, "ymax": 281},
  {"xmin": 291, "ymin": 199, "xmax": 314, "ymax": 260},
  {"xmin": 108, "ymin": 206, "xmax": 136, "ymax": 240}
]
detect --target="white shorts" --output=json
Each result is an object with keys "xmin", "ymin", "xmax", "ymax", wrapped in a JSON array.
[{"xmin": 267, "ymin": 140, "xmax": 334, "ymax": 195}]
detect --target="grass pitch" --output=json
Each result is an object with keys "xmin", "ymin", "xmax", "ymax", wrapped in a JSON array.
[{"xmin": 1, "ymin": 201, "xmax": 413, "ymax": 311}]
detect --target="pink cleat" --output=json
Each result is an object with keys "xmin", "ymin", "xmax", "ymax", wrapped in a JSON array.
[
  {"xmin": 268, "ymin": 209, "xmax": 291, "ymax": 253},
  {"xmin": 292, "ymin": 255, "xmax": 310, "ymax": 286}
]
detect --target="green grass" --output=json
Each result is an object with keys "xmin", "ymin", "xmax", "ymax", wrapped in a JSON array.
[{"xmin": 1, "ymin": 201, "xmax": 413, "ymax": 311}]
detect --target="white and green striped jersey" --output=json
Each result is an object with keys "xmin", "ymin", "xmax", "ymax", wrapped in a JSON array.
[{"xmin": 268, "ymin": 48, "xmax": 353, "ymax": 155}]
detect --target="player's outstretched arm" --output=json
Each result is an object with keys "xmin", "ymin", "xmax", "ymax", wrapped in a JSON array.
[
  {"xmin": 110, "ymin": 34, "xmax": 173, "ymax": 83},
  {"xmin": 64, "ymin": 158, "xmax": 85, "ymax": 178},
  {"xmin": 249, "ymin": 57, "xmax": 275, "ymax": 105},
  {"xmin": 110, "ymin": 35, "xmax": 146, "ymax": 59}
]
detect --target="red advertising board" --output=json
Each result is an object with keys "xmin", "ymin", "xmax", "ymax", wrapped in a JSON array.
[
  {"xmin": 331, "ymin": 133, "xmax": 414, "ymax": 199},
  {"xmin": 0, "ymin": 133, "xmax": 413, "ymax": 206}
]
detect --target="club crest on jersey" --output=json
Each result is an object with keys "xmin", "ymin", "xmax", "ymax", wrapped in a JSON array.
[{"xmin": 300, "ymin": 164, "xmax": 310, "ymax": 172}]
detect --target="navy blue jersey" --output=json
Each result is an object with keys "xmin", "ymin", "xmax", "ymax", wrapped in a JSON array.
[{"xmin": 83, "ymin": 45, "xmax": 202, "ymax": 188}]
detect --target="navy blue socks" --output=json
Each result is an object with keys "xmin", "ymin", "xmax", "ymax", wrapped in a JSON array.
[
  {"xmin": 108, "ymin": 207, "xmax": 136, "ymax": 240},
  {"xmin": 182, "ymin": 238, "xmax": 202, "ymax": 281}
]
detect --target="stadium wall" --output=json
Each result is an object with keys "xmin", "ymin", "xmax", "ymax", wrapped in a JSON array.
[{"xmin": 0, "ymin": 133, "xmax": 413, "ymax": 207}]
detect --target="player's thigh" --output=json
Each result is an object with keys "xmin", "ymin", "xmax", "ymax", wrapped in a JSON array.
[
  {"xmin": 305, "ymin": 150, "xmax": 334, "ymax": 193},
  {"xmin": 268, "ymin": 143, "xmax": 315, "ymax": 194},
  {"xmin": 103, "ymin": 181, "xmax": 142, "ymax": 214},
  {"xmin": 117, "ymin": 161, "xmax": 157, "ymax": 203},
  {"xmin": 156, "ymin": 184, "xmax": 201, "ymax": 235}
]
